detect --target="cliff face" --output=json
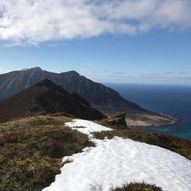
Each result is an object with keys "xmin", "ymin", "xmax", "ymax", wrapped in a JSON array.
[
  {"xmin": 0, "ymin": 79, "xmax": 105, "ymax": 123},
  {"xmin": 0, "ymin": 67, "xmax": 147, "ymax": 114}
]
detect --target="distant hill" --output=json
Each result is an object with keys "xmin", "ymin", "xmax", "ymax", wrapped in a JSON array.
[
  {"xmin": 0, "ymin": 80, "xmax": 105, "ymax": 123},
  {"xmin": 0, "ymin": 67, "xmax": 148, "ymax": 114}
]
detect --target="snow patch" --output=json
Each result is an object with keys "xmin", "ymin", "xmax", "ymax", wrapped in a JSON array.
[
  {"xmin": 65, "ymin": 119, "xmax": 112, "ymax": 136},
  {"xmin": 42, "ymin": 120, "xmax": 191, "ymax": 191}
]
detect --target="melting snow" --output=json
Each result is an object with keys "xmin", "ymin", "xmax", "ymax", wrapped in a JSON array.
[
  {"xmin": 65, "ymin": 119, "xmax": 112, "ymax": 136},
  {"xmin": 42, "ymin": 119, "xmax": 191, "ymax": 191}
]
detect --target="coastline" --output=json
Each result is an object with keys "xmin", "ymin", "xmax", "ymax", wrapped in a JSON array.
[{"xmin": 125, "ymin": 113, "xmax": 179, "ymax": 128}]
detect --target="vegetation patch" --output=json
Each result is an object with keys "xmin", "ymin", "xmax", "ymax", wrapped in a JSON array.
[
  {"xmin": 0, "ymin": 116, "xmax": 94, "ymax": 191},
  {"xmin": 114, "ymin": 183, "xmax": 162, "ymax": 191},
  {"xmin": 93, "ymin": 128, "xmax": 191, "ymax": 160}
]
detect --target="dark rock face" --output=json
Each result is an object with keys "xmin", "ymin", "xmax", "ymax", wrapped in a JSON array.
[
  {"xmin": 0, "ymin": 67, "xmax": 147, "ymax": 114},
  {"xmin": 0, "ymin": 80, "xmax": 105, "ymax": 123}
]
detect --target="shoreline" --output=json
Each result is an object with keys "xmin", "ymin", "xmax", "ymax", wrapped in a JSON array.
[{"xmin": 125, "ymin": 113, "xmax": 179, "ymax": 129}]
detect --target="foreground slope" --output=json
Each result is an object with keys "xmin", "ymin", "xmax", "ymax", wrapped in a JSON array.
[
  {"xmin": 1, "ymin": 116, "xmax": 191, "ymax": 191},
  {"xmin": 0, "ymin": 67, "xmax": 151, "ymax": 114},
  {"xmin": 43, "ymin": 119, "xmax": 191, "ymax": 191},
  {"xmin": 0, "ymin": 116, "xmax": 94, "ymax": 191},
  {"xmin": 0, "ymin": 80, "xmax": 105, "ymax": 123}
]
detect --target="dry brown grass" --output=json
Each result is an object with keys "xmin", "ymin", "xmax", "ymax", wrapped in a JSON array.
[{"xmin": 0, "ymin": 115, "xmax": 94, "ymax": 191}]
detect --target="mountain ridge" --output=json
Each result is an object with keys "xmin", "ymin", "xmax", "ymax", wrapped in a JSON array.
[
  {"xmin": 0, "ymin": 67, "xmax": 148, "ymax": 114},
  {"xmin": 0, "ymin": 79, "xmax": 105, "ymax": 123}
]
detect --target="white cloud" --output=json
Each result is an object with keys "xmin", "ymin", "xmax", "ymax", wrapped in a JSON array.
[
  {"xmin": 78, "ymin": 69, "xmax": 191, "ymax": 84},
  {"xmin": 0, "ymin": 0, "xmax": 191, "ymax": 45}
]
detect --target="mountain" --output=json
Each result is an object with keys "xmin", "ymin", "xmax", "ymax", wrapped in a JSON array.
[
  {"xmin": 0, "ymin": 67, "xmax": 147, "ymax": 114},
  {"xmin": 0, "ymin": 80, "xmax": 105, "ymax": 123}
]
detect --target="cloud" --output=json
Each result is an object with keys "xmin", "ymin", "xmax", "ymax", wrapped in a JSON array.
[
  {"xmin": 80, "ymin": 69, "xmax": 191, "ymax": 84},
  {"xmin": 0, "ymin": 0, "xmax": 191, "ymax": 45},
  {"xmin": 136, "ymin": 71, "xmax": 191, "ymax": 85}
]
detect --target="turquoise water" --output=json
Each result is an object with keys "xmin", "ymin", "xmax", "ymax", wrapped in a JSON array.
[{"xmin": 107, "ymin": 84, "xmax": 191, "ymax": 141}]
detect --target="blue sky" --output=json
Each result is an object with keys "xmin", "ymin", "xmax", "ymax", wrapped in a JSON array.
[{"xmin": 0, "ymin": 0, "xmax": 191, "ymax": 85}]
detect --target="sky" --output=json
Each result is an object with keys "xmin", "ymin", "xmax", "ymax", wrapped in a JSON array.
[{"xmin": 0, "ymin": 0, "xmax": 191, "ymax": 85}]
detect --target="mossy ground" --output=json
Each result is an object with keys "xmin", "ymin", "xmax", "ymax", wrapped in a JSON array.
[{"xmin": 0, "ymin": 116, "xmax": 94, "ymax": 191}]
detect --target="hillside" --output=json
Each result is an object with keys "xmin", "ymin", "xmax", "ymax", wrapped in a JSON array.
[
  {"xmin": 1, "ymin": 115, "xmax": 191, "ymax": 191},
  {"xmin": 0, "ymin": 67, "xmax": 148, "ymax": 114},
  {"xmin": 0, "ymin": 80, "xmax": 105, "ymax": 123}
]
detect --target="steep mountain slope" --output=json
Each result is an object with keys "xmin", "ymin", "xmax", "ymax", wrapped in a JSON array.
[
  {"xmin": 0, "ymin": 80, "xmax": 105, "ymax": 123},
  {"xmin": 0, "ymin": 67, "xmax": 147, "ymax": 114}
]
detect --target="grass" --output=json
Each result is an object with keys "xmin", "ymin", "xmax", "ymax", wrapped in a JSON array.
[
  {"xmin": 1, "ymin": 115, "xmax": 191, "ymax": 191},
  {"xmin": 0, "ymin": 116, "xmax": 94, "ymax": 191},
  {"xmin": 114, "ymin": 183, "xmax": 162, "ymax": 191},
  {"xmin": 93, "ymin": 128, "xmax": 191, "ymax": 160}
]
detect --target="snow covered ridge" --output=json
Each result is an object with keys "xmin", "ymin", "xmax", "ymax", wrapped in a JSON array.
[{"xmin": 42, "ymin": 119, "xmax": 191, "ymax": 191}]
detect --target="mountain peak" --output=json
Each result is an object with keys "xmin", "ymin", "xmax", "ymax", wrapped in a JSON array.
[
  {"xmin": 0, "ymin": 68, "xmax": 147, "ymax": 114},
  {"xmin": 0, "ymin": 79, "xmax": 105, "ymax": 122},
  {"xmin": 34, "ymin": 79, "xmax": 65, "ymax": 93},
  {"xmin": 29, "ymin": 67, "xmax": 42, "ymax": 71},
  {"xmin": 20, "ymin": 67, "xmax": 42, "ymax": 72},
  {"xmin": 35, "ymin": 79, "xmax": 56, "ymax": 87},
  {"xmin": 66, "ymin": 70, "xmax": 80, "ymax": 76}
]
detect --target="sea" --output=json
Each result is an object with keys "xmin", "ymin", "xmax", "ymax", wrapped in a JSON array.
[{"xmin": 107, "ymin": 83, "xmax": 191, "ymax": 141}]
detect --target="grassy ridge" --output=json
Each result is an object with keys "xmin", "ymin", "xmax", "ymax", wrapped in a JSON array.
[
  {"xmin": 1, "ymin": 116, "xmax": 190, "ymax": 191},
  {"xmin": 0, "ymin": 116, "xmax": 94, "ymax": 191}
]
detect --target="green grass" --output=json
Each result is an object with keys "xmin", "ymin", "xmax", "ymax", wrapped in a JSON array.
[
  {"xmin": 114, "ymin": 183, "xmax": 162, "ymax": 191},
  {"xmin": 0, "ymin": 116, "xmax": 94, "ymax": 191},
  {"xmin": 93, "ymin": 128, "xmax": 191, "ymax": 160}
]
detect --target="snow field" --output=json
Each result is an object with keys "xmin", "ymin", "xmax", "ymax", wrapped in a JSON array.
[{"xmin": 42, "ymin": 119, "xmax": 191, "ymax": 191}]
